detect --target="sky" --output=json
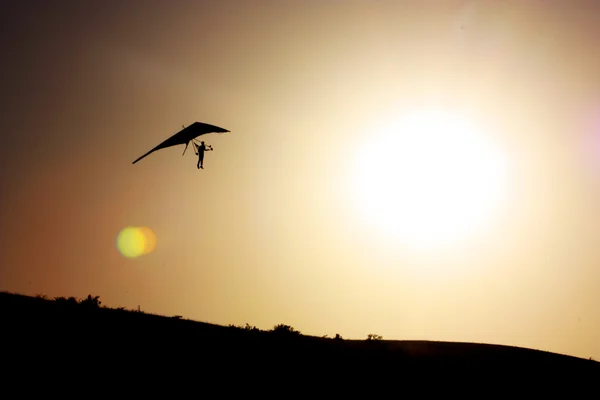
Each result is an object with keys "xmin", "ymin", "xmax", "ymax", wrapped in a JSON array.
[{"xmin": 1, "ymin": 0, "xmax": 599, "ymax": 360}]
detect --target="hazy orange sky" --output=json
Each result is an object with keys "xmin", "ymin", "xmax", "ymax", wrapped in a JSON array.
[{"xmin": 1, "ymin": 0, "xmax": 599, "ymax": 360}]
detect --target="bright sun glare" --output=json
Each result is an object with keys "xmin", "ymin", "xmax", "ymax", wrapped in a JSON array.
[{"xmin": 352, "ymin": 108, "xmax": 511, "ymax": 252}]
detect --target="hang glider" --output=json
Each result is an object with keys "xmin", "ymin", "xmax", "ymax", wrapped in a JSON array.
[{"xmin": 132, "ymin": 122, "xmax": 230, "ymax": 164}]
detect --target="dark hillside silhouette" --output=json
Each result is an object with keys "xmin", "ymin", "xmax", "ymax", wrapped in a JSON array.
[{"xmin": 1, "ymin": 291, "xmax": 598, "ymax": 391}]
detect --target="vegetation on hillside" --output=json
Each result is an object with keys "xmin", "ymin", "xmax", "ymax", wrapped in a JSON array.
[
  {"xmin": 31, "ymin": 292, "xmax": 374, "ymax": 340},
  {"xmin": 1, "ymin": 290, "xmax": 596, "ymax": 366}
]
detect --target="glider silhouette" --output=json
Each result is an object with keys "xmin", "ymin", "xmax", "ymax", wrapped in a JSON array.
[{"xmin": 132, "ymin": 122, "xmax": 230, "ymax": 164}]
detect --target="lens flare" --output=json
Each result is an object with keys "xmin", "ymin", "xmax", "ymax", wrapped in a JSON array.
[{"xmin": 117, "ymin": 226, "xmax": 157, "ymax": 258}]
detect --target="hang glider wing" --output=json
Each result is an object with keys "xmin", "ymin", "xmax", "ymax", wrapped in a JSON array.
[{"xmin": 132, "ymin": 122, "xmax": 229, "ymax": 164}]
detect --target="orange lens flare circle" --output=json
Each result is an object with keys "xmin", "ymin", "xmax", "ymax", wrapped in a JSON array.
[{"xmin": 117, "ymin": 226, "xmax": 157, "ymax": 258}]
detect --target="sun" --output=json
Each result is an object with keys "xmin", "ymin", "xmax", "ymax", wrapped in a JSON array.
[{"xmin": 351, "ymin": 108, "xmax": 512, "ymax": 253}]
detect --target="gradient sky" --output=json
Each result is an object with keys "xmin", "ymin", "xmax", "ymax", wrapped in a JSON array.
[{"xmin": 1, "ymin": 0, "xmax": 599, "ymax": 360}]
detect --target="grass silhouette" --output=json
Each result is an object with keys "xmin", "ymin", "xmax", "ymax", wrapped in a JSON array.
[{"xmin": 2, "ymin": 290, "xmax": 598, "ymax": 390}]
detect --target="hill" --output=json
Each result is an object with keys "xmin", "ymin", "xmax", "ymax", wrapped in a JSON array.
[{"xmin": 1, "ymin": 290, "xmax": 597, "ymax": 391}]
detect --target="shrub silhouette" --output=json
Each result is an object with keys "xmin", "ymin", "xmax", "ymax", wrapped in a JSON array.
[
  {"xmin": 51, "ymin": 295, "xmax": 102, "ymax": 309},
  {"xmin": 80, "ymin": 295, "xmax": 102, "ymax": 309},
  {"xmin": 367, "ymin": 334, "xmax": 383, "ymax": 341},
  {"xmin": 271, "ymin": 324, "xmax": 301, "ymax": 336},
  {"xmin": 54, "ymin": 296, "xmax": 80, "ymax": 307},
  {"xmin": 229, "ymin": 323, "xmax": 260, "ymax": 331},
  {"xmin": 243, "ymin": 323, "xmax": 260, "ymax": 331}
]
